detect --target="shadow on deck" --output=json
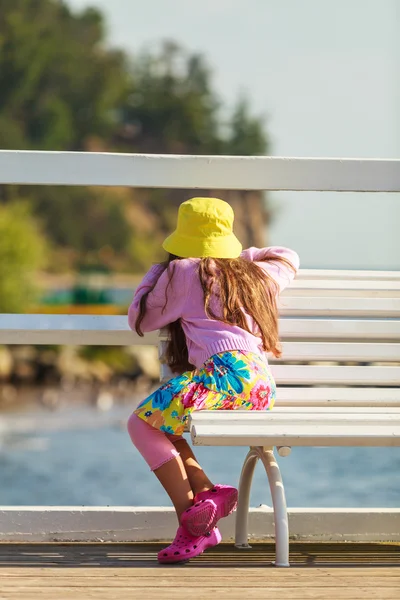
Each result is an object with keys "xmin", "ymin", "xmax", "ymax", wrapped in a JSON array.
[
  {"xmin": 0, "ymin": 542, "xmax": 399, "ymax": 599},
  {"xmin": 0, "ymin": 542, "xmax": 399, "ymax": 568}
]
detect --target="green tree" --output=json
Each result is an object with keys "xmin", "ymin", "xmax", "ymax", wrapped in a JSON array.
[
  {"xmin": 31, "ymin": 187, "xmax": 132, "ymax": 263},
  {"xmin": 0, "ymin": 0, "xmax": 132, "ymax": 271},
  {"xmin": 227, "ymin": 97, "xmax": 268, "ymax": 156},
  {"xmin": 0, "ymin": 4, "xmax": 270, "ymax": 275},
  {"xmin": 118, "ymin": 42, "xmax": 222, "ymax": 154},
  {"xmin": 0, "ymin": 0, "xmax": 128, "ymax": 151},
  {"xmin": 118, "ymin": 42, "xmax": 267, "ymax": 157},
  {"xmin": 0, "ymin": 203, "xmax": 46, "ymax": 312}
]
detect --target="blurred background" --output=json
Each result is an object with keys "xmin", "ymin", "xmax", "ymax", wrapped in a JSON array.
[{"xmin": 0, "ymin": 0, "xmax": 399, "ymax": 508}]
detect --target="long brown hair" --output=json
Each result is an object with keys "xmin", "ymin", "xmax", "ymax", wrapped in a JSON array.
[{"xmin": 135, "ymin": 252, "xmax": 295, "ymax": 373}]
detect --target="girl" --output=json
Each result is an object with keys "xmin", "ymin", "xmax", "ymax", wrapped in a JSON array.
[{"xmin": 127, "ymin": 197, "xmax": 299, "ymax": 563}]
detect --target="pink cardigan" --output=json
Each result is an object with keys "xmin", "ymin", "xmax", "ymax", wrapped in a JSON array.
[{"xmin": 128, "ymin": 247, "xmax": 299, "ymax": 369}]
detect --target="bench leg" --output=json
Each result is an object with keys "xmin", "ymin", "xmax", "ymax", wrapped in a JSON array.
[
  {"xmin": 259, "ymin": 447, "xmax": 290, "ymax": 567},
  {"xmin": 235, "ymin": 446, "xmax": 290, "ymax": 567},
  {"xmin": 235, "ymin": 447, "xmax": 259, "ymax": 549}
]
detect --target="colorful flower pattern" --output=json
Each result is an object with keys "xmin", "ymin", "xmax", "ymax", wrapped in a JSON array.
[{"xmin": 133, "ymin": 351, "xmax": 276, "ymax": 435}]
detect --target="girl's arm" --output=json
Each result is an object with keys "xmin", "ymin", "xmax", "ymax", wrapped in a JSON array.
[
  {"xmin": 241, "ymin": 246, "xmax": 300, "ymax": 292},
  {"xmin": 128, "ymin": 262, "xmax": 188, "ymax": 333}
]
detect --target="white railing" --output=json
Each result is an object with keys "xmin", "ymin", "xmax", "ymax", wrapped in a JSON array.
[
  {"xmin": 1, "ymin": 150, "xmax": 400, "ymax": 190},
  {"xmin": 0, "ymin": 150, "xmax": 399, "ymax": 544},
  {"xmin": 1, "ymin": 313, "xmax": 400, "ymax": 346}
]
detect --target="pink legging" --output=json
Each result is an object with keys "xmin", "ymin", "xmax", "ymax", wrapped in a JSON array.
[{"xmin": 127, "ymin": 413, "xmax": 183, "ymax": 471}]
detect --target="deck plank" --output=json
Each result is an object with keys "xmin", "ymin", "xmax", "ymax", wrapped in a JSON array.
[{"xmin": 0, "ymin": 543, "xmax": 399, "ymax": 600}]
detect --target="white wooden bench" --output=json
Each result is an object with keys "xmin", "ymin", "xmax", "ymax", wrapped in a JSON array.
[{"xmin": 182, "ymin": 275, "xmax": 400, "ymax": 567}]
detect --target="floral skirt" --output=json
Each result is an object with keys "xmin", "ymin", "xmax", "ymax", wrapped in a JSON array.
[{"xmin": 134, "ymin": 350, "xmax": 276, "ymax": 436}]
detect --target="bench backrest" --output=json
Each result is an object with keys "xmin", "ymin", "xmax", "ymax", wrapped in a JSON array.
[
  {"xmin": 157, "ymin": 273, "xmax": 400, "ymax": 407},
  {"xmin": 277, "ymin": 277, "xmax": 400, "ymax": 407},
  {"xmin": 1, "ymin": 271, "xmax": 399, "ymax": 411}
]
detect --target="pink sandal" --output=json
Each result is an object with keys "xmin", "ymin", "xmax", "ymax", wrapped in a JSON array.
[
  {"xmin": 158, "ymin": 526, "xmax": 221, "ymax": 564},
  {"xmin": 181, "ymin": 484, "xmax": 238, "ymax": 537}
]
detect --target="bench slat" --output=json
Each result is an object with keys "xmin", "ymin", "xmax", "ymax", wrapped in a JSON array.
[
  {"xmin": 297, "ymin": 269, "xmax": 400, "ymax": 281},
  {"xmin": 282, "ymin": 288, "xmax": 400, "ymax": 298},
  {"xmin": 277, "ymin": 341, "xmax": 400, "ymax": 362},
  {"xmin": 271, "ymin": 365, "xmax": 400, "ymax": 386},
  {"xmin": 191, "ymin": 425, "xmax": 400, "ymax": 447},
  {"xmin": 290, "ymin": 280, "xmax": 400, "ymax": 291},
  {"xmin": 279, "ymin": 319, "xmax": 400, "ymax": 340},
  {"xmin": 279, "ymin": 297, "xmax": 400, "ymax": 318},
  {"xmin": 190, "ymin": 412, "xmax": 400, "ymax": 447},
  {"xmin": 283, "ymin": 280, "xmax": 400, "ymax": 298}
]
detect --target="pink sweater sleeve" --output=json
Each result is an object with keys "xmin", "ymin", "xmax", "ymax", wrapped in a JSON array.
[
  {"xmin": 128, "ymin": 262, "xmax": 188, "ymax": 332},
  {"xmin": 241, "ymin": 246, "xmax": 300, "ymax": 292}
]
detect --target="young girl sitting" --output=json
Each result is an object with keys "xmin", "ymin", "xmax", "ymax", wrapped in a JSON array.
[{"xmin": 127, "ymin": 197, "xmax": 299, "ymax": 563}]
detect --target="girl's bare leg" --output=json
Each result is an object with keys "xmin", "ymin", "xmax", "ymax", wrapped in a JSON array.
[
  {"xmin": 127, "ymin": 414, "xmax": 212, "ymax": 521},
  {"xmin": 127, "ymin": 414, "xmax": 193, "ymax": 522},
  {"xmin": 171, "ymin": 438, "xmax": 214, "ymax": 496},
  {"xmin": 153, "ymin": 455, "xmax": 194, "ymax": 521}
]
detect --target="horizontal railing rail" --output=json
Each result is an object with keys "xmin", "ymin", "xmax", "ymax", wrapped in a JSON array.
[
  {"xmin": 1, "ymin": 314, "xmax": 400, "ymax": 346},
  {"xmin": 0, "ymin": 150, "xmax": 400, "ymax": 191}
]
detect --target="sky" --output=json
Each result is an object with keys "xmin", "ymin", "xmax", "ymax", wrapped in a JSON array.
[{"xmin": 69, "ymin": 0, "xmax": 400, "ymax": 269}]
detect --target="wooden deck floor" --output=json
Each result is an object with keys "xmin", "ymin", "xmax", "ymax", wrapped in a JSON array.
[{"xmin": 0, "ymin": 542, "xmax": 399, "ymax": 599}]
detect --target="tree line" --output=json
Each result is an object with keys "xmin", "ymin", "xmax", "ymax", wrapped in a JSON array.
[{"xmin": 0, "ymin": 0, "xmax": 269, "ymax": 312}]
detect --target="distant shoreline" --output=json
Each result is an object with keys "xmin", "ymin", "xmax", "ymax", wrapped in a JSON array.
[
  {"xmin": 0, "ymin": 380, "xmax": 152, "ymax": 417},
  {"xmin": 38, "ymin": 272, "xmax": 144, "ymax": 290}
]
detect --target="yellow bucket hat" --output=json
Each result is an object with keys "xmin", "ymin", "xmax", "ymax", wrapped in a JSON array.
[{"xmin": 162, "ymin": 197, "xmax": 242, "ymax": 259}]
